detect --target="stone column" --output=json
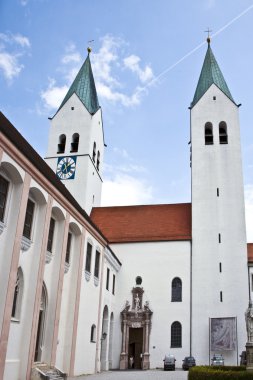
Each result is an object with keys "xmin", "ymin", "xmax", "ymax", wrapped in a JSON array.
[
  {"xmin": 120, "ymin": 315, "xmax": 128, "ymax": 369},
  {"xmin": 142, "ymin": 315, "xmax": 150, "ymax": 370}
]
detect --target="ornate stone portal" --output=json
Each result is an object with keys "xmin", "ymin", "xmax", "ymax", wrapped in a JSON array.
[
  {"xmin": 245, "ymin": 300, "xmax": 253, "ymax": 371},
  {"xmin": 120, "ymin": 286, "xmax": 152, "ymax": 370}
]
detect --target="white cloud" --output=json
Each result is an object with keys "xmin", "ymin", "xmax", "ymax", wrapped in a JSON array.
[
  {"xmin": 40, "ymin": 34, "xmax": 153, "ymax": 110},
  {"xmin": 0, "ymin": 52, "xmax": 23, "ymax": 80},
  {"xmin": 12, "ymin": 34, "xmax": 31, "ymax": 48},
  {"xmin": 101, "ymin": 173, "xmax": 153, "ymax": 206},
  {"xmin": 0, "ymin": 32, "xmax": 30, "ymax": 81},
  {"xmin": 245, "ymin": 185, "xmax": 253, "ymax": 242},
  {"xmin": 96, "ymin": 82, "xmax": 141, "ymax": 107},
  {"xmin": 20, "ymin": 0, "xmax": 29, "ymax": 5},
  {"xmin": 92, "ymin": 34, "xmax": 122, "ymax": 86},
  {"xmin": 62, "ymin": 52, "xmax": 81, "ymax": 65},
  {"xmin": 41, "ymin": 79, "xmax": 68, "ymax": 109},
  {"xmin": 123, "ymin": 54, "xmax": 154, "ymax": 83}
]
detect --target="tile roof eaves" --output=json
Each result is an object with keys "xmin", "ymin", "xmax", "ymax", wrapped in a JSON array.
[{"xmin": 108, "ymin": 236, "xmax": 192, "ymax": 244}]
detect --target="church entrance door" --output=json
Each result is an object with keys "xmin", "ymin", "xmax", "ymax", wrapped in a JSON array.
[
  {"xmin": 129, "ymin": 328, "xmax": 143, "ymax": 369},
  {"xmin": 120, "ymin": 286, "xmax": 152, "ymax": 370}
]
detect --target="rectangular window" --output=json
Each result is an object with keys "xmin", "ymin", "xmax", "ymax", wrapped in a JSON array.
[
  {"xmin": 47, "ymin": 218, "xmax": 55, "ymax": 252},
  {"xmin": 85, "ymin": 242, "xmax": 92, "ymax": 272},
  {"xmin": 217, "ymin": 188, "xmax": 219, "ymax": 197},
  {"xmin": 65, "ymin": 232, "xmax": 72, "ymax": 264},
  {"xmin": 106, "ymin": 268, "xmax": 110, "ymax": 290},
  {"xmin": 112, "ymin": 274, "xmax": 115, "ymax": 295},
  {"xmin": 23, "ymin": 199, "xmax": 35, "ymax": 239},
  {"xmin": 219, "ymin": 263, "xmax": 222, "ymax": 273},
  {"xmin": 220, "ymin": 291, "xmax": 223, "ymax": 302},
  {"xmin": 0, "ymin": 175, "xmax": 9, "ymax": 222},
  {"xmin": 218, "ymin": 233, "xmax": 221, "ymax": 243},
  {"xmin": 94, "ymin": 250, "xmax": 100, "ymax": 278}
]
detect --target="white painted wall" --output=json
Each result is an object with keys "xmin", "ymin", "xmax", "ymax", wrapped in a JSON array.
[
  {"xmin": 56, "ymin": 220, "xmax": 82, "ymax": 373},
  {"xmin": 5, "ymin": 182, "xmax": 48, "ymax": 380},
  {"xmin": 110, "ymin": 240, "xmax": 191, "ymax": 369},
  {"xmin": 191, "ymin": 85, "xmax": 249, "ymax": 365},
  {"xmin": 74, "ymin": 232, "xmax": 104, "ymax": 375}
]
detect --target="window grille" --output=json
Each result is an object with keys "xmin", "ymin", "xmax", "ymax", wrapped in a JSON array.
[
  {"xmin": 171, "ymin": 277, "xmax": 182, "ymax": 302},
  {"xmin": 171, "ymin": 321, "xmax": 182, "ymax": 347}
]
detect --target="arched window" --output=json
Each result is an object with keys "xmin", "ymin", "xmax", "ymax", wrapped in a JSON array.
[
  {"xmin": 85, "ymin": 241, "xmax": 93, "ymax": 273},
  {"xmin": 65, "ymin": 232, "xmax": 72, "ymax": 264},
  {"xmin": 47, "ymin": 217, "xmax": 55, "ymax": 253},
  {"xmin": 92, "ymin": 142, "xmax": 96, "ymax": 162},
  {"xmin": 90, "ymin": 324, "xmax": 96, "ymax": 342},
  {"xmin": 23, "ymin": 198, "xmax": 35, "ymax": 240},
  {"xmin": 0, "ymin": 175, "xmax": 9, "ymax": 223},
  {"xmin": 205, "ymin": 122, "xmax": 213, "ymax": 145},
  {"xmin": 171, "ymin": 277, "xmax": 182, "ymax": 302},
  {"xmin": 70, "ymin": 133, "xmax": 79, "ymax": 152},
  {"xmin": 11, "ymin": 267, "xmax": 24, "ymax": 320},
  {"xmin": 57, "ymin": 134, "xmax": 66, "ymax": 153},
  {"xmin": 219, "ymin": 121, "xmax": 228, "ymax": 144},
  {"xmin": 171, "ymin": 321, "xmax": 182, "ymax": 348},
  {"xmin": 97, "ymin": 151, "xmax": 100, "ymax": 171}
]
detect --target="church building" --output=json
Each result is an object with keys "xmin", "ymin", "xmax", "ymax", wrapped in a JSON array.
[{"xmin": 0, "ymin": 38, "xmax": 252, "ymax": 380}]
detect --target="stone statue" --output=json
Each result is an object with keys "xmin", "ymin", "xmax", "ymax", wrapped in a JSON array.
[
  {"xmin": 135, "ymin": 293, "xmax": 140, "ymax": 311},
  {"xmin": 245, "ymin": 300, "xmax": 253, "ymax": 342},
  {"xmin": 124, "ymin": 300, "xmax": 130, "ymax": 311}
]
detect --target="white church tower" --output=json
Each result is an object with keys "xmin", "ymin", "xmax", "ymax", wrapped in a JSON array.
[
  {"xmin": 45, "ymin": 48, "xmax": 104, "ymax": 215},
  {"xmin": 191, "ymin": 38, "xmax": 249, "ymax": 364}
]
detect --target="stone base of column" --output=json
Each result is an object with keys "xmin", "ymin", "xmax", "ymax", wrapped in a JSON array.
[
  {"xmin": 246, "ymin": 343, "xmax": 253, "ymax": 371},
  {"xmin": 142, "ymin": 353, "xmax": 150, "ymax": 370},
  {"xmin": 120, "ymin": 353, "xmax": 128, "ymax": 370}
]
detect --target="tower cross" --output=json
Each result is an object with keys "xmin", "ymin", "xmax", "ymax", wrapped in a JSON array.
[{"xmin": 204, "ymin": 28, "xmax": 212, "ymax": 38}]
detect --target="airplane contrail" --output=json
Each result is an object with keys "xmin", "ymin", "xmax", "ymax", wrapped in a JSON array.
[{"xmin": 137, "ymin": 3, "xmax": 253, "ymax": 95}]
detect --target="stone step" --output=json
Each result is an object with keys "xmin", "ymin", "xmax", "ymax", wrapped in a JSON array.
[{"xmin": 31, "ymin": 363, "xmax": 66, "ymax": 380}]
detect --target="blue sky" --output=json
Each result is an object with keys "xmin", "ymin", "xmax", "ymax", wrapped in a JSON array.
[{"xmin": 1, "ymin": 0, "xmax": 253, "ymax": 239}]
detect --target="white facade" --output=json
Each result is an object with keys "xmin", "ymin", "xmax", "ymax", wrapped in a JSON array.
[
  {"xmin": 0, "ymin": 42, "xmax": 252, "ymax": 380},
  {"xmin": 191, "ymin": 84, "xmax": 249, "ymax": 364},
  {"xmin": 111, "ymin": 241, "xmax": 191, "ymax": 369}
]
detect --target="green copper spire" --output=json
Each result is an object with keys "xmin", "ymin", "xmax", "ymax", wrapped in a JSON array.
[
  {"xmin": 191, "ymin": 40, "xmax": 234, "ymax": 107},
  {"xmin": 58, "ymin": 49, "xmax": 100, "ymax": 115}
]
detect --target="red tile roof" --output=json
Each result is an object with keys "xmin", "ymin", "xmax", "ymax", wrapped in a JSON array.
[
  {"xmin": 248, "ymin": 243, "xmax": 253, "ymax": 263},
  {"xmin": 91, "ymin": 203, "xmax": 192, "ymax": 243}
]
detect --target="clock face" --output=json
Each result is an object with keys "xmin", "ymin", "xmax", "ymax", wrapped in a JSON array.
[{"xmin": 56, "ymin": 156, "xmax": 77, "ymax": 180}]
